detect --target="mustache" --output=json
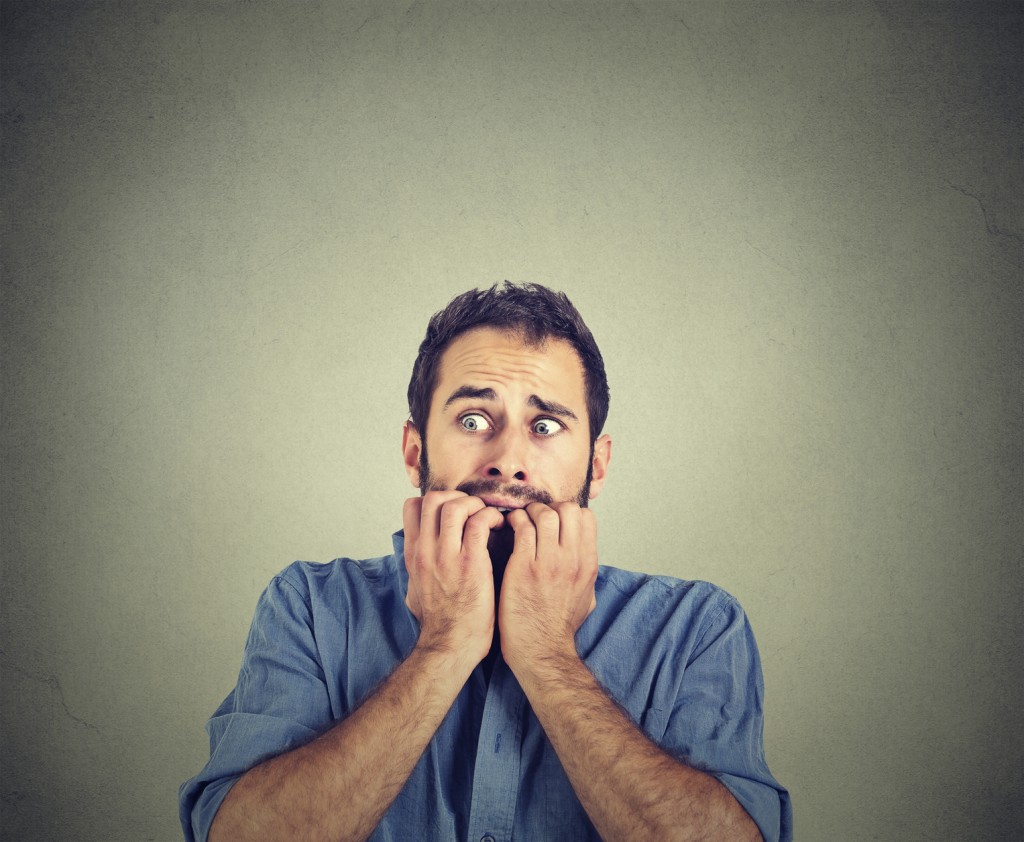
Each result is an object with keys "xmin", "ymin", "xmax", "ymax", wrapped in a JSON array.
[{"xmin": 454, "ymin": 479, "xmax": 553, "ymax": 507}]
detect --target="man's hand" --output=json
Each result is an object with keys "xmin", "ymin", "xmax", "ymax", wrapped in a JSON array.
[
  {"xmin": 212, "ymin": 491, "xmax": 504, "ymax": 842},
  {"xmin": 498, "ymin": 502, "xmax": 599, "ymax": 679},
  {"xmin": 495, "ymin": 503, "xmax": 763, "ymax": 841},
  {"xmin": 402, "ymin": 491, "xmax": 504, "ymax": 670}
]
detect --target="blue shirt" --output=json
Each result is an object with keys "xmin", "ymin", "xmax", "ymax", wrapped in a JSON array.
[{"xmin": 180, "ymin": 531, "xmax": 792, "ymax": 841}]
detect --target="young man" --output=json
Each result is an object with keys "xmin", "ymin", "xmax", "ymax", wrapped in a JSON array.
[{"xmin": 180, "ymin": 283, "xmax": 792, "ymax": 842}]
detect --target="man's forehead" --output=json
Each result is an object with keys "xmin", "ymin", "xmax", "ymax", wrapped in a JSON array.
[{"xmin": 434, "ymin": 327, "xmax": 585, "ymax": 403}]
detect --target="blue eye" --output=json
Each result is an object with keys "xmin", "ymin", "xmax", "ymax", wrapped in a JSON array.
[
  {"xmin": 460, "ymin": 413, "xmax": 491, "ymax": 432},
  {"xmin": 532, "ymin": 418, "xmax": 564, "ymax": 436}
]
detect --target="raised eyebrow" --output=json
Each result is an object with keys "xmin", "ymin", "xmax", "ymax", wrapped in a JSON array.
[
  {"xmin": 442, "ymin": 386, "xmax": 578, "ymax": 423},
  {"xmin": 443, "ymin": 385, "xmax": 497, "ymax": 410},
  {"xmin": 528, "ymin": 394, "xmax": 579, "ymax": 422}
]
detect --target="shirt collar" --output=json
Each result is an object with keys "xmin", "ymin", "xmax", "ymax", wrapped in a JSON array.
[{"xmin": 392, "ymin": 529, "xmax": 410, "ymax": 601}]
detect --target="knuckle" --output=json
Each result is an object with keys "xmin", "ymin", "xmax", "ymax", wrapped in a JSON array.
[
  {"xmin": 463, "ymin": 516, "xmax": 487, "ymax": 540},
  {"xmin": 440, "ymin": 502, "xmax": 468, "ymax": 529},
  {"xmin": 536, "ymin": 510, "xmax": 559, "ymax": 529},
  {"xmin": 511, "ymin": 515, "xmax": 535, "ymax": 536},
  {"xmin": 471, "ymin": 505, "xmax": 499, "ymax": 526},
  {"xmin": 425, "ymin": 489, "xmax": 463, "ymax": 508}
]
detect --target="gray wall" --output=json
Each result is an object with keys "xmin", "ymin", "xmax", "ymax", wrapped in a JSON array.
[{"xmin": 2, "ymin": 2, "xmax": 1021, "ymax": 840}]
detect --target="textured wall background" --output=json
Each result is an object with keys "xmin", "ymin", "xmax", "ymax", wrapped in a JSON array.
[{"xmin": 2, "ymin": 2, "xmax": 1021, "ymax": 840}]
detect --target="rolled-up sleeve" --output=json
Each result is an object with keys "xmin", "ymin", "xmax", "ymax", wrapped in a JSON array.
[
  {"xmin": 179, "ymin": 570, "xmax": 333, "ymax": 842},
  {"xmin": 662, "ymin": 592, "xmax": 793, "ymax": 842}
]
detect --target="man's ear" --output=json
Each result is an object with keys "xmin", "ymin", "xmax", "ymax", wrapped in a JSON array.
[
  {"xmin": 402, "ymin": 421, "xmax": 423, "ymax": 489},
  {"xmin": 587, "ymin": 434, "xmax": 612, "ymax": 500}
]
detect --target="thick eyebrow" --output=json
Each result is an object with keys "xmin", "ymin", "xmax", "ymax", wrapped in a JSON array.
[
  {"xmin": 443, "ymin": 385, "xmax": 579, "ymax": 423},
  {"xmin": 528, "ymin": 393, "xmax": 579, "ymax": 422},
  {"xmin": 443, "ymin": 385, "xmax": 498, "ymax": 409}
]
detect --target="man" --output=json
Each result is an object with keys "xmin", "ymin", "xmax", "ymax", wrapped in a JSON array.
[{"xmin": 180, "ymin": 282, "xmax": 792, "ymax": 841}]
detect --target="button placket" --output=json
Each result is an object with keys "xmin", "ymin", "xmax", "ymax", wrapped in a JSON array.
[{"xmin": 466, "ymin": 659, "xmax": 523, "ymax": 842}]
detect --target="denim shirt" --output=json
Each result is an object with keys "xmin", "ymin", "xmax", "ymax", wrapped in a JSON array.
[{"xmin": 180, "ymin": 531, "xmax": 792, "ymax": 841}]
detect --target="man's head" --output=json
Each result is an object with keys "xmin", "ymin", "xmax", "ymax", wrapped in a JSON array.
[{"xmin": 403, "ymin": 282, "xmax": 611, "ymax": 509}]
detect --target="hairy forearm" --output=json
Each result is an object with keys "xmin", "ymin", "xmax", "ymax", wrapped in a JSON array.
[
  {"xmin": 518, "ymin": 654, "xmax": 763, "ymax": 842},
  {"xmin": 209, "ymin": 645, "xmax": 472, "ymax": 842}
]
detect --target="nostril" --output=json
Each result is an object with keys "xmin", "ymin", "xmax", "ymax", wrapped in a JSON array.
[{"xmin": 487, "ymin": 467, "xmax": 502, "ymax": 477}]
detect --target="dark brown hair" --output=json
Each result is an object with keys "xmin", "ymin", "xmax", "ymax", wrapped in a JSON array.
[{"xmin": 407, "ymin": 282, "xmax": 610, "ymax": 442}]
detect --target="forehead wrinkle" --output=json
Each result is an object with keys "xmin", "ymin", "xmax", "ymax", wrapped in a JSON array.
[
  {"xmin": 445, "ymin": 346, "xmax": 551, "ymax": 376},
  {"xmin": 443, "ymin": 355, "xmax": 560, "ymax": 393},
  {"xmin": 440, "ymin": 327, "xmax": 550, "ymax": 368},
  {"xmin": 434, "ymin": 330, "xmax": 586, "ymax": 416}
]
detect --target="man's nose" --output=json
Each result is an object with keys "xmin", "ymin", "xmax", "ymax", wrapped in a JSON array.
[{"xmin": 482, "ymin": 428, "xmax": 530, "ymax": 484}]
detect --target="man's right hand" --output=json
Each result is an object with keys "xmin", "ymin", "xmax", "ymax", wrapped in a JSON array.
[
  {"xmin": 402, "ymin": 491, "xmax": 504, "ymax": 670},
  {"xmin": 210, "ymin": 492, "xmax": 504, "ymax": 842}
]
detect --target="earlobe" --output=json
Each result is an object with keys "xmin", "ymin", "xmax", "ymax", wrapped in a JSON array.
[
  {"xmin": 401, "ymin": 421, "xmax": 422, "ymax": 489},
  {"xmin": 588, "ymin": 434, "xmax": 612, "ymax": 500}
]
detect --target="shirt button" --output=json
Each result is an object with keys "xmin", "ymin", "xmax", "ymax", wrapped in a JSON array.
[{"xmin": 481, "ymin": 836, "xmax": 496, "ymax": 842}]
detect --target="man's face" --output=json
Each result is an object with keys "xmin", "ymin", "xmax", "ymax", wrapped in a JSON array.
[{"xmin": 403, "ymin": 327, "xmax": 610, "ymax": 511}]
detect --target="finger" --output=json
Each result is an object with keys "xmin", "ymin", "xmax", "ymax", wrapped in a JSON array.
[
  {"xmin": 577, "ymin": 509, "xmax": 599, "ymax": 621},
  {"xmin": 419, "ymin": 490, "xmax": 468, "ymax": 558},
  {"xmin": 437, "ymin": 495, "xmax": 487, "ymax": 561},
  {"xmin": 579, "ymin": 509, "xmax": 599, "ymax": 593},
  {"xmin": 525, "ymin": 502, "xmax": 560, "ymax": 554},
  {"xmin": 553, "ymin": 501, "xmax": 582, "ymax": 551},
  {"xmin": 579, "ymin": 508, "xmax": 598, "ymax": 568},
  {"xmin": 402, "ymin": 497, "xmax": 423, "ymax": 562},
  {"xmin": 507, "ymin": 507, "xmax": 537, "ymax": 563},
  {"xmin": 463, "ymin": 505, "xmax": 506, "ymax": 552}
]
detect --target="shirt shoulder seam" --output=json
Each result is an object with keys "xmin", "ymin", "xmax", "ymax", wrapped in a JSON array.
[{"xmin": 689, "ymin": 589, "xmax": 740, "ymax": 654}]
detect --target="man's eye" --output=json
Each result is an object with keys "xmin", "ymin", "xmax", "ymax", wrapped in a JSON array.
[
  {"xmin": 459, "ymin": 413, "xmax": 491, "ymax": 432},
  {"xmin": 532, "ymin": 418, "xmax": 564, "ymax": 436}
]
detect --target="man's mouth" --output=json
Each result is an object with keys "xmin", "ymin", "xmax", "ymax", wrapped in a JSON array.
[
  {"xmin": 479, "ymin": 496, "xmax": 529, "ymax": 514},
  {"xmin": 456, "ymin": 480, "xmax": 553, "ymax": 512}
]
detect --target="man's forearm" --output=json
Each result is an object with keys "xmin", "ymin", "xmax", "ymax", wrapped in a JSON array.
[
  {"xmin": 517, "ymin": 653, "xmax": 763, "ymax": 842},
  {"xmin": 208, "ymin": 645, "xmax": 472, "ymax": 842}
]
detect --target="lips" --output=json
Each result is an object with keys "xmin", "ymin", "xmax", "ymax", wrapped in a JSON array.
[
  {"xmin": 479, "ymin": 496, "xmax": 528, "ymax": 514},
  {"xmin": 456, "ymin": 478, "xmax": 553, "ymax": 512}
]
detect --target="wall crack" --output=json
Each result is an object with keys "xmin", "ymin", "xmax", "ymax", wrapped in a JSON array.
[
  {"xmin": 3, "ymin": 657, "xmax": 100, "ymax": 732},
  {"xmin": 946, "ymin": 181, "xmax": 1023, "ymax": 246}
]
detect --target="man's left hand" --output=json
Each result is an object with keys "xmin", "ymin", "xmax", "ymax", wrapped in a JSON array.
[{"xmin": 498, "ymin": 502, "xmax": 599, "ymax": 679}]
